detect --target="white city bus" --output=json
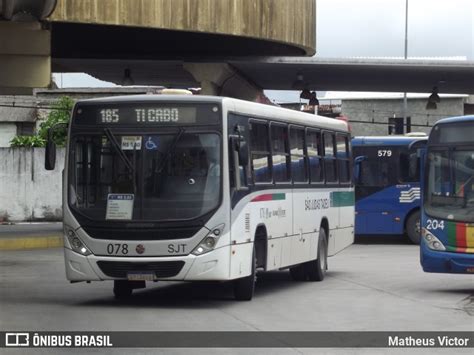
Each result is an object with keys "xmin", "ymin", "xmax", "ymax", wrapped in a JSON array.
[{"xmin": 45, "ymin": 95, "xmax": 354, "ymax": 300}]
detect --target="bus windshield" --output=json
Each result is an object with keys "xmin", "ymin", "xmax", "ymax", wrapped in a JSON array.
[
  {"xmin": 69, "ymin": 131, "xmax": 221, "ymax": 221},
  {"xmin": 425, "ymin": 148, "xmax": 474, "ymax": 223}
]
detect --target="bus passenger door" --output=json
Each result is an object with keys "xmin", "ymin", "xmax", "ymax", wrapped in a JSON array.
[{"xmin": 355, "ymin": 146, "xmax": 399, "ymax": 234}]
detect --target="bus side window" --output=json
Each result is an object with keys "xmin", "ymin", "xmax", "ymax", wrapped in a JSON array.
[
  {"xmin": 360, "ymin": 157, "xmax": 390, "ymax": 186},
  {"xmin": 399, "ymin": 149, "xmax": 420, "ymax": 182},
  {"xmin": 290, "ymin": 126, "xmax": 308, "ymax": 183},
  {"xmin": 306, "ymin": 129, "xmax": 324, "ymax": 183},
  {"xmin": 249, "ymin": 121, "xmax": 271, "ymax": 183},
  {"xmin": 336, "ymin": 134, "xmax": 351, "ymax": 183},
  {"xmin": 270, "ymin": 123, "xmax": 290, "ymax": 183},
  {"xmin": 323, "ymin": 132, "xmax": 338, "ymax": 183}
]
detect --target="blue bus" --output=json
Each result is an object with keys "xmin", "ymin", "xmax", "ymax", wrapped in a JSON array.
[
  {"xmin": 421, "ymin": 115, "xmax": 474, "ymax": 273},
  {"xmin": 353, "ymin": 135, "xmax": 427, "ymax": 243}
]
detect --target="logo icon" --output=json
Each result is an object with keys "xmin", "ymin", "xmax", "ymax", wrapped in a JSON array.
[
  {"xmin": 145, "ymin": 136, "xmax": 158, "ymax": 150},
  {"xmin": 5, "ymin": 333, "xmax": 29, "ymax": 347},
  {"xmin": 136, "ymin": 244, "xmax": 145, "ymax": 254}
]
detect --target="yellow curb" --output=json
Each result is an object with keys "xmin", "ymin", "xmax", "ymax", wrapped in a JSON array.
[{"xmin": 0, "ymin": 235, "xmax": 63, "ymax": 250}]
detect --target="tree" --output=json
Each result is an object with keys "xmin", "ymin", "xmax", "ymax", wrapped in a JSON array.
[
  {"xmin": 10, "ymin": 96, "xmax": 74, "ymax": 148},
  {"xmin": 38, "ymin": 96, "xmax": 74, "ymax": 147}
]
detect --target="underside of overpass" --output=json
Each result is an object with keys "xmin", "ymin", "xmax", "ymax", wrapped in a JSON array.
[{"xmin": 53, "ymin": 57, "xmax": 474, "ymax": 95}]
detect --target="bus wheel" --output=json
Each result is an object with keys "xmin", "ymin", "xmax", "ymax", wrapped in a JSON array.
[
  {"xmin": 233, "ymin": 249, "xmax": 256, "ymax": 301},
  {"xmin": 305, "ymin": 228, "xmax": 328, "ymax": 282},
  {"xmin": 289, "ymin": 265, "xmax": 306, "ymax": 281},
  {"xmin": 113, "ymin": 280, "xmax": 133, "ymax": 299},
  {"xmin": 406, "ymin": 210, "xmax": 421, "ymax": 244}
]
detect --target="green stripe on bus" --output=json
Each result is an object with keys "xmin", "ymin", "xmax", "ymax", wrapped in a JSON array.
[
  {"xmin": 447, "ymin": 221, "xmax": 457, "ymax": 247},
  {"xmin": 272, "ymin": 193, "xmax": 286, "ymax": 201},
  {"xmin": 330, "ymin": 191, "xmax": 355, "ymax": 207}
]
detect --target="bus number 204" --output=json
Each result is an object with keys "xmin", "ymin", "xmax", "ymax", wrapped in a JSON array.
[{"xmin": 426, "ymin": 219, "xmax": 445, "ymax": 230}]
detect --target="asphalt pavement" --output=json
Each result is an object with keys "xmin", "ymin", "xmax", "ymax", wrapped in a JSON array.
[{"xmin": 0, "ymin": 226, "xmax": 473, "ymax": 354}]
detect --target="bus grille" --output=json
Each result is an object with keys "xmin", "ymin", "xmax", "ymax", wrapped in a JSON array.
[{"xmin": 97, "ymin": 261, "xmax": 185, "ymax": 278}]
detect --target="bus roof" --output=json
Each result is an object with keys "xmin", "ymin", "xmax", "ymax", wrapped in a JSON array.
[
  {"xmin": 75, "ymin": 94, "xmax": 349, "ymax": 133},
  {"xmin": 433, "ymin": 115, "xmax": 474, "ymax": 126},
  {"xmin": 352, "ymin": 135, "xmax": 428, "ymax": 146}
]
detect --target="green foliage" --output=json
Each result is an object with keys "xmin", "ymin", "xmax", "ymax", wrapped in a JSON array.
[
  {"xmin": 10, "ymin": 135, "xmax": 46, "ymax": 148},
  {"xmin": 10, "ymin": 96, "xmax": 74, "ymax": 148},
  {"xmin": 38, "ymin": 96, "xmax": 74, "ymax": 147}
]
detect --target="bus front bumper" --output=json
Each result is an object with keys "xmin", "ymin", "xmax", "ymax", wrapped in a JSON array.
[
  {"xmin": 64, "ymin": 245, "xmax": 232, "ymax": 282},
  {"xmin": 420, "ymin": 243, "xmax": 474, "ymax": 274}
]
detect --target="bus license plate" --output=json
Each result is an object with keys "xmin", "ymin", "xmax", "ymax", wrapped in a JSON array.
[{"xmin": 127, "ymin": 272, "xmax": 155, "ymax": 281}]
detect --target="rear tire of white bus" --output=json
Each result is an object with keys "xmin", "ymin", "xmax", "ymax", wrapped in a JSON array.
[
  {"xmin": 305, "ymin": 228, "xmax": 328, "ymax": 282},
  {"xmin": 406, "ymin": 210, "xmax": 421, "ymax": 244},
  {"xmin": 113, "ymin": 280, "xmax": 133, "ymax": 300},
  {"xmin": 233, "ymin": 249, "xmax": 256, "ymax": 301}
]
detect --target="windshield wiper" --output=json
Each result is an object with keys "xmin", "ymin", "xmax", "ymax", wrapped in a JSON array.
[
  {"xmin": 156, "ymin": 128, "xmax": 185, "ymax": 175},
  {"xmin": 103, "ymin": 128, "xmax": 135, "ymax": 173}
]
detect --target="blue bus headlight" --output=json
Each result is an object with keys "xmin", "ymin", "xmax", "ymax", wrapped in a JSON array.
[
  {"xmin": 65, "ymin": 227, "xmax": 92, "ymax": 256},
  {"xmin": 192, "ymin": 224, "xmax": 225, "ymax": 256},
  {"xmin": 422, "ymin": 228, "xmax": 446, "ymax": 251}
]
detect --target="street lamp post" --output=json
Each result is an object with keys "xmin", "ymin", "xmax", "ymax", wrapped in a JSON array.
[{"xmin": 403, "ymin": 0, "xmax": 409, "ymax": 130}]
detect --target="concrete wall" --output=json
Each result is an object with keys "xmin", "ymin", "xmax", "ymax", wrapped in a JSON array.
[
  {"xmin": 0, "ymin": 148, "xmax": 64, "ymax": 222},
  {"xmin": 0, "ymin": 123, "xmax": 17, "ymax": 147},
  {"xmin": 343, "ymin": 97, "xmax": 465, "ymax": 136}
]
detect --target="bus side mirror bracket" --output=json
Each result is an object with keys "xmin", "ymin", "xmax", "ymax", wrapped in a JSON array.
[
  {"xmin": 353, "ymin": 155, "xmax": 367, "ymax": 184},
  {"xmin": 45, "ymin": 123, "xmax": 68, "ymax": 171},
  {"xmin": 229, "ymin": 134, "xmax": 249, "ymax": 191},
  {"xmin": 237, "ymin": 140, "xmax": 249, "ymax": 167}
]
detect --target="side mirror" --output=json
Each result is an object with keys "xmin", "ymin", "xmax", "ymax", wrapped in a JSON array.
[
  {"xmin": 353, "ymin": 155, "xmax": 367, "ymax": 184},
  {"xmin": 238, "ymin": 140, "xmax": 249, "ymax": 167},
  {"xmin": 45, "ymin": 128, "xmax": 57, "ymax": 170}
]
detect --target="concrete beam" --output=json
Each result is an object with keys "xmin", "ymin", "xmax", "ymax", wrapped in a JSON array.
[
  {"xmin": 49, "ymin": 0, "xmax": 316, "ymax": 56},
  {"xmin": 0, "ymin": 22, "xmax": 51, "ymax": 93},
  {"xmin": 183, "ymin": 62, "xmax": 261, "ymax": 101}
]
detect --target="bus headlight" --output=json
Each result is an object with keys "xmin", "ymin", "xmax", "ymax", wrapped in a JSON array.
[
  {"xmin": 65, "ymin": 227, "xmax": 92, "ymax": 256},
  {"xmin": 192, "ymin": 224, "xmax": 225, "ymax": 256},
  {"xmin": 422, "ymin": 228, "xmax": 446, "ymax": 251}
]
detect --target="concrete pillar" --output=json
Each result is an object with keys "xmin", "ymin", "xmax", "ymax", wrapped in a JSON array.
[
  {"xmin": 0, "ymin": 22, "xmax": 51, "ymax": 95},
  {"xmin": 183, "ymin": 63, "xmax": 262, "ymax": 101}
]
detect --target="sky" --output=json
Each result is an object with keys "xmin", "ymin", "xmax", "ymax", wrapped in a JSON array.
[
  {"xmin": 316, "ymin": 0, "xmax": 473, "ymax": 59},
  {"xmin": 54, "ymin": 0, "xmax": 474, "ymax": 99}
]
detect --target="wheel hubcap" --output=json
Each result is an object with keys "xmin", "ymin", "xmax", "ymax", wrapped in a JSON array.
[{"xmin": 415, "ymin": 220, "xmax": 421, "ymax": 235}]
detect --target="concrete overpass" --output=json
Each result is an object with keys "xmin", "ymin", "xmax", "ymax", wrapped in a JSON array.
[
  {"xmin": 0, "ymin": 0, "xmax": 315, "ymax": 97},
  {"xmin": 55, "ymin": 57, "xmax": 474, "ymax": 95},
  {"xmin": 2, "ymin": 0, "xmax": 474, "ymax": 97}
]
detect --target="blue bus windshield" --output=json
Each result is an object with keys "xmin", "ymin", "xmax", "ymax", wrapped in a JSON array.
[{"xmin": 425, "ymin": 148, "xmax": 474, "ymax": 223}]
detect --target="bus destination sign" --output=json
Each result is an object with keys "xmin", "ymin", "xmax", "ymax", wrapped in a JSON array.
[{"xmin": 98, "ymin": 107, "xmax": 198, "ymax": 125}]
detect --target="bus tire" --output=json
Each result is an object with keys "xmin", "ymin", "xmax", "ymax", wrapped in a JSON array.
[
  {"xmin": 289, "ymin": 265, "xmax": 306, "ymax": 281},
  {"xmin": 406, "ymin": 210, "xmax": 421, "ymax": 244},
  {"xmin": 305, "ymin": 228, "xmax": 328, "ymax": 282},
  {"xmin": 113, "ymin": 280, "xmax": 133, "ymax": 299},
  {"xmin": 233, "ymin": 249, "xmax": 256, "ymax": 301}
]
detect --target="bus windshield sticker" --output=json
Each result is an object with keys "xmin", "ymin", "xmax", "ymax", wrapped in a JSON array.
[
  {"xmin": 106, "ymin": 194, "xmax": 134, "ymax": 220},
  {"xmin": 121, "ymin": 136, "xmax": 142, "ymax": 150},
  {"xmin": 144, "ymin": 136, "xmax": 159, "ymax": 150}
]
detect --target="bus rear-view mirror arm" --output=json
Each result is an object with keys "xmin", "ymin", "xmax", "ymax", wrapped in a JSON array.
[
  {"xmin": 229, "ymin": 135, "xmax": 249, "ymax": 191},
  {"xmin": 45, "ymin": 122, "xmax": 68, "ymax": 171},
  {"xmin": 353, "ymin": 155, "xmax": 367, "ymax": 184},
  {"xmin": 238, "ymin": 140, "xmax": 249, "ymax": 167}
]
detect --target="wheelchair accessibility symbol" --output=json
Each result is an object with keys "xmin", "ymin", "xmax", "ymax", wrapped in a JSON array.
[{"xmin": 145, "ymin": 136, "xmax": 159, "ymax": 150}]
